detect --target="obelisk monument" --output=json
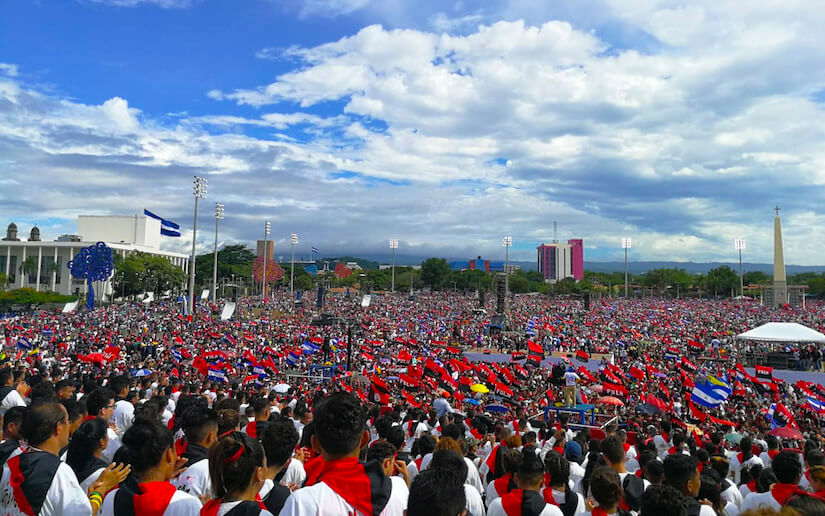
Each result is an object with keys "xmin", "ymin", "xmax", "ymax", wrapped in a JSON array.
[{"xmin": 772, "ymin": 206, "xmax": 787, "ymax": 307}]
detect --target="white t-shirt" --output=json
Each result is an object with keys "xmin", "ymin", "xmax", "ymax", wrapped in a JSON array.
[
  {"xmin": 564, "ymin": 372, "xmax": 580, "ymax": 387},
  {"xmin": 542, "ymin": 488, "xmax": 586, "ymax": 516},
  {"xmin": 212, "ymin": 501, "xmax": 274, "ymax": 516},
  {"xmin": 280, "ymin": 475, "xmax": 408, "ymax": 516},
  {"xmin": 101, "ymin": 427, "xmax": 121, "ymax": 463},
  {"xmin": 100, "ymin": 487, "xmax": 202, "ymax": 516},
  {"xmin": 0, "ymin": 458, "xmax": 92, "ymax": 516},
  {"xmin": 741, "ymin": 490, "xmax": 782, "ymax": 513},
  {"xmin": 488, "ymin": 496, "xmax": 563, "ymax": 516},
  {"xmin": 420, "ymin": 454, "xmax": 483, "ymax": 496},
  {"xmin": 172, "ymin": 458, "xmax": 211, "ymax": 498},
  {"xmin": 464, "ymin": 483, "xmax": 486, "ymax": 516},
  {"xmin": 280, "ymin": 458, "xmax": 307, "ymax": 487},
  {"xmin": 112, "ymin": 399, "xmax": 134, "ymax": 437},
  {"xmin": 730, "ymin": 454, "xmax": 763, "ymax": 484},
  {"xmin": 0, "ymin": 389, "xmax": 26, "ymax": 416},
  {"xmin": 79, "ymin": 467, "xmax": 106, "ymax": 494}
]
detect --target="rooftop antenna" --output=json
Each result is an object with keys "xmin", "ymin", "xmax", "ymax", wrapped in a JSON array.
[{"xmin": 553, "ymin": 221, "xmax": 558, "ymax": 243}]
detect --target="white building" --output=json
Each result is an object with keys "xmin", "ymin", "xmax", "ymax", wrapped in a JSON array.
[{"xmin": 1, "ymin": 215, "xmax": 189, "ymax": 298}]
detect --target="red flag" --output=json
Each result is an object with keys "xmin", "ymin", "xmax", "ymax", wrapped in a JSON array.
[
  {"xmin": 629, "ymin": 367, "xmax": 645, "ymax": 381},
  {"xmin": 577, "ymin": 366, "xmax": 597, "ymax": 384},
  {"xmin": 528, "ymin": 341, "xmax": 543, "ymax": 355},
  {"xmin": 603, "ymin": 382, "xmax": 628, "ymax": 397},
  {"xmin": 755, "ymin": 365, "xmax": 773, "ymax": 381},
  {"xmin": 687, "ymin": 339, "xmax": 704, "ymax": 352},
  {"xmin": 103, "ymin": 346, "xmax": 120, "ymax": 362},
  {"xmin": 575, "ymin": 350, "xmax": 590, "ymax": 363},
  {"xmin": 399, "ymin": 374, "xmax": 420, "ymax": 389},
  {"xmin": 407, "ymin": 365, "xmax": 423, "ymax": 378},
  {"xmin": 645, "ymin": 395, "xmax": 668, "ymax": 413},
  {"xmin": 193, "ymin": 356, "xmax": 208, "ymax": 375},
  {"xmin": 681, "ymin": 356, "xmax": 697, "ymax": 372},
  {"xmin": 397, "ymin": 350, "xmax": 413, "ymax": 363},
  {"xmin": 511, "ymin": 352, "xmax": 526, "ymax": 361},
  {"xmin": 402, "ymin": 390, "xmax": 420, "ymax": 408}
]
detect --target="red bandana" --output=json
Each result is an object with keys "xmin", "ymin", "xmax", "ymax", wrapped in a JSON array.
[
  {"xmin": 768, "ymin": 449, "xmax": 781, "ymax": 459},
  {"xmin": 494, "ymin": 473, "xmax": 515, "ymax": 497},
  {"xmin": 309, "ymin": 457, "xmax": 391, "ymax": 516},
  {"xmin": 771, "ymin": 483, "xmax": 805, "ymax": 505},
  {"xmin": 132, "ymin": 481, "xmax": 177, "ymax": 516}
]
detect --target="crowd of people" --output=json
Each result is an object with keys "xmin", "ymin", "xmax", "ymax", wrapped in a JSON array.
[{"xmin": 0, "ymin": 291, "xmax": 825, "ymax": 515}]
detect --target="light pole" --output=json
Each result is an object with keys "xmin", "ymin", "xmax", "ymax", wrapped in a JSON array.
[
  {"xmin": 262, "ymin": 221, "xmax": 270, "ymax": 299},
  {"xmin": 212, "ymin": 202, "xmax": 224, "ymax": 301},
  {"xmin": 290, "ymin": 233, "xmax": 298, "ymax": 295},
  {"xmin": 735, "ymin": 237, "xmax": 746, "ymax": 298},
  {"xmin": 503, "ymin": 236, "xmax": 512, "ymax": 303},
  {"xmin": 389, "ymin": 238, "xmax": 398, "ymax": 292},
  {"xmin": 189, "ymin": 176, "xmax": 207, "ymax": 315},
  {"xmin": 621, "ymin": 237, "xmax": 632, "ymax": 297}
]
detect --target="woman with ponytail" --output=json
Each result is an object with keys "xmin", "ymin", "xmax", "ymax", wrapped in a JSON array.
[
  {"xmin": 200, "ymin": 432, "xmax": 273, "ymax": 516},
  {"xmin": 66, "ymin": 418, "xmax": 111, "ymax": 493},
  {"xmin": 100, "ymin": 418, "xmax": 201, "ymax": 516}
]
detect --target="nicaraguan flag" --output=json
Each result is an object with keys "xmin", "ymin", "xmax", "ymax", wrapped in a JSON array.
[
  {"xmin": 707, "ymin": 375, "xmax": 732, "ymax": 398},
  {"xmin": 691, "ymin": 381, "xmax": 727, "ymax": 408},
  {"xmin": 286, "ymin": 351, "xmax": 301, "ymax": 366},
  {"xmin": 311, "ymin": 246, "xmax": 319, "ymax": 254},
  {"xmin": 806, "ymin": 396, "xmax": 825, "ymax": 414},
  {"xmin": 16, "ymin": 337, "xmax": 32, "ymax": 350},
  {"xmin": 171, "ymin": 348, "xmax": 182, "ymax": 362},
  {"xmin": 145, "ymin": 209, "xmax": 181, "ymax": 237},
  {"xmin": 664, "ymin": 346, "xmax": 679, "ymax": 360},
  {"xmin": 252, "ymin": 365, "xmax": 266, "ymax": 376},
  {"xmin": 302, "ymin": 341, "xmax": 320, "ymax": 354},
  {"xmin": 207, "ymin": 369, "xmax": 227, "ymax": 382}
]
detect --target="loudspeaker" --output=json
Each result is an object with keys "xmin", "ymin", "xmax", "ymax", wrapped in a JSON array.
[
  {"xmin": 583, "ymin": 292, "xmax": 591, "ymax": 311},
  {"xmin": 496, "ymin": 276, "xmax": 506, "ymax": 314},
  {"xmin": 316, "ymin": 286, "xmax": 325, "ymax": 308},
  {"xmin": 479, "ymin": 290, "xmax": 486, "ymax": 308}
]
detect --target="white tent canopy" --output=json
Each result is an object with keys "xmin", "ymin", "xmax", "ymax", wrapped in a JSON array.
[{"xmin": 736, "ymin": 322, "xmax": 825, "ymax": 343}]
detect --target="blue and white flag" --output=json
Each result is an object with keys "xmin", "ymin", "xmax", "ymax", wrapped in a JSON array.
[
  {"xmin": 144, "ymin": 209, "xmax": 181, "ymax": 237},
  {"xmin": 171, "ymin": 348, "xmax": 182, "ymax": 362},
  {"xmin": 311, "ymin": 246, "xmax": 319, "ymax": 254},
  {"xmin": 525, "ymin": 317, "xmax": 537, "ymax": 337},
  {"xmin": 132, "ymin": 368, "xmax": 152, "ymax": 378},
  {"xmin": 41, "ymin": 329, "xmax": 54, "ymax": 336},
  {"xmin": 16, "ymin": 337, "xmax": 32, "ymax": 350},
  {"xmin": 806, "ymin": 396, "xmax": 825, "ymax": 414},
  {"xmin": 252, "ymin": 365, "xmax": 266, "ymax": 376},
  {"xmin": 208, "ymin": 369, "xmax": 227, "ymax": 382},
  {"xmin": 707, "ymin": 375, "xmax": 732, "ymax": 398},
  {"xmin": 286, "ymin": 351, "xmax": 301, "ymax": 366},
  {"xmin": 691, "ymin": 381, "xmax": 728, "ymax": 408},
  {"xmin": 302, "ymin": 341, "xmax": 319, "ymax": 355}
]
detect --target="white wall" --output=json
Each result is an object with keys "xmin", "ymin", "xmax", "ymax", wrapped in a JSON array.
[{"xmin": 78, "ymin": 216, "xmax": 161, "ymax": 249}]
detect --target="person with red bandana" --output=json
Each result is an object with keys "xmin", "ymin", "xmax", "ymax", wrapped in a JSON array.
[
  {"xmin": 200, "ymin": 432, "xmax": 273, "ymax": 516},
  {"xmin": 542, "ymin": 451, "xmax": 585, "ymax": 516},
  {"xmin": 241, "ymin": 398, "xmax": 270, "ymax": 439},
  {"xmin": 759, "ymin": 435, "xmax": 781, "ymax": 468},
  {"xmin": 99, "ymin": 417, "xmax": 201, "ymax": 516},
  {"xmin": 279, "ymin": 392, "xmax": 407, "ymax": 515},
  {"xmin": 488, "ymin": 450, "xmax": 562, "ymax": 516},
  {"xmin": 486, "ymin": 448, "xmax": 523, "ymax": 505},
  {"xmin": 741, "ymin": 450, "xmax": 804, "ymax": 512}
]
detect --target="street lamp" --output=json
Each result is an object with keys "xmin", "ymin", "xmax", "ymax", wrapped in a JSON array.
[
  {"xmin": 262, "ymin": 221, "xmax": 271, "ymax": 299},
  {"xmin": 212, "ymin": 202, "xmax": 224, "ymax": 301},
  {"xmin": 735, "ymin": 237, "xmax": 746, "ymax": 298},
  {"xmin": 189, "ymin": 176, "xmax": 207, "ymax": 315},
  {"xmin": 389, "ymin": 238, "xmax": 398, "ymax": 292},
  {"xmin": 290, "ymin": 233, "xmax": 298, "ymax": 295},
  {"xmin": 621, "ymin": 237, "xmax": 632, "ymax": 297},
  {"xmin": 503, "ymin": 236, "xmax": 512, "ymax": 303}
]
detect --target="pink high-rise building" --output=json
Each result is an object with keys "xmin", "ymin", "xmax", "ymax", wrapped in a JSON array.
[{"xmin": 537, "ymin": 239, "xmax": 583, "ymax": 282}]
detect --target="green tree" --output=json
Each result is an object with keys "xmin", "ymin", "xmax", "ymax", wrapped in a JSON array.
[
  {"xmin": 195, "ymin": 244, "xmax": 256, "ymax": 287},
  {"xmin": 0, "ymin": 272, "xmax": 7, "ymax": 289},
  {"xmin": 704, "ymin": 265, "xmax": 739, "ymax": 297},
  {"xmin": 420, "ymin": 258, "xmax": 450, "ymax": 290},
  {"xmin": 18, "ymin": 257, "xmax": 37, "ymax": 287},
  {"xmin": 112, "ymin": 253, "xmax": 187, "ymax": 298},
  {"xmin": 743, "ymin": 270, "xmax": 771, "ymax": 286}
]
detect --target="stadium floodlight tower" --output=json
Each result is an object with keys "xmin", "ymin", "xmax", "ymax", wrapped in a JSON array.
[
  {"xmin": 290, "ymin": 233, "xmax": 298, "ymax": 295},
  {"xmin": 735, "ymin": 237, "xmax": 746, "ymax": 298},
  {"xmin": 503, "ymin": 236, "xmax": 512, "ymax": 299},
  {"xmin": 189, "ymin": 176, "xmax": 207, "ymax": 315},
  {"xmin": 621, "ymin": 237, "xmax": 632, "ymax": 297},
  {"xmin": 262, "ymin": 221, "xmax": 271, "ymax": 298},
  {"xmin": 389, "ymin": 238, "xmax": 399, "ymax": 292},
  {"xmin": 212, "ymin": 202, "xmax": 224, "ymax": 301}
]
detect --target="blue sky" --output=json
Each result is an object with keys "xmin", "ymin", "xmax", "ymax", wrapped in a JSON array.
[{"xmin": 2, "ymin": 0, "xmax": 825, "ymax": 264}]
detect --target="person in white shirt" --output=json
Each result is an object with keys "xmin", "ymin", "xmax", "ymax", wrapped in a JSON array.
[
  {"xmin": 171, "ymin": 405, "xmax": 218, "ymax": 498},
  {"xmin": 488, "ymin": 450, "xmax": 562, "ymax": 516},
  {"xmin": 0, "ymin": 402, "xmax": 122, "ymax": 516},
  {"xmin": 427, "ymin": 449, "xmax": 485, "ymax": 516},
  {"xmin": 0, "ymin": 368, "xmax": 28, "ymax": 418},
  {"xmin": 66, "ymin": 418, "xmax": 113, "ymax": 493},
  {"xmin": 100, "ymin": 417, "xmax": 201, "ymax": 516},
  {"xmin": 406, "ymin": 468, "xmax": 468, "ymax": 516},
  {"xmin": 110, "ymin": 376, "xmax": 134, "ymax": 437},
  {"xmin": 562, "ymin": 368, "xmax": 580, "ymax": 407},
  {"xmin": 84, "ymin": 389, "xmax": 121, "ymax": 463},
  {"xmin": 280, "ymin": 392, "xmax": 407, "ymax": 515},
  {"xmin": 199, "ymin": 432, "xmax": 274, "ymax": 516},
  {"xmin": 740, "ymin": 451, "xmax": 803, "ymax": 513},
  {"xmin": 543, "ymin": 451, "xmax": 586, "ymax": 516},
  {"xmin": 729, "ymin": 437, "xmax": 763, "ymax": 484},
  {"xmin": 662, "ymin": 453, "xmax": 717, "ymax": 516}
]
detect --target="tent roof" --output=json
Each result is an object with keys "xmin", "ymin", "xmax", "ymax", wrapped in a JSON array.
[{"xmin": 735, "ymin": 322, "xmax": 825, "ymax": 343}]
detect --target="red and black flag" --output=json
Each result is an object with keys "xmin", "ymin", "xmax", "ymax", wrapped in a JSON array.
[
  {"xmin": 369, "ymin": 375, "xmax": 390, "ymax": 405},
  {"xmin": 681, "ymin": 356, "xmax": 697, "ymax": 372},
  {"xmin": 755, "ymin": 365, "xmax": 773, "ymax": 381},
  {"xmin": 575, "ymin": 350, "xmax": 590, "ymax": 363},
  {"xmin": 687, "ymin": 339, "xmax": 705, "ymax": 353},
  {"xmin": 528, "ymin": 340, "xmax": 544, "ymax": 356},
  {"xmin": 525, "ymin": 354, "xmax": 542, "ymax": 368}
]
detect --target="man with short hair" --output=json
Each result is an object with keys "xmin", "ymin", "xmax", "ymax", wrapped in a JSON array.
[
  {"xmin": 110, "ymin": 375, "xmax": 134, "ymax": 437},
  {"xmin": 0, "ymin": 403, "xmax": 93, "ymax": 515},
  {"xmin": 601, "ymin": 435, "xmax": 648, "ymax": 511},
  {"xmin": 740, "ymin": 450, "xmax": 803, "ymax": 512},
  {"xmin": 488, "ymin": 450, "xmax": 563, "ymax": 516},
  {"xmin": 0, "ymin": 405, "xmax": 25, "ymax": 465},
  {"xmin": 55, "ymin": 379, "xmax": 75, "ymax": 401},
  {"xmin": 280, "ymin": 392, "xmax": 407, "ymax": 515},
  {"xmin": 242, "ymin": 397, "xmax": 271, "ymax": 438},
  {"xmin": 0, "ymin": 368, "xmax": 27, "ymax": 418},
  {"xmin": 663, "ymin": 453, "xmax": 716, "ymax": 516},
  {"xmin": 260, "ymin": 417, "xmax": 302, "ymax": 514},
  {"xmin": 407, "ymin": 469, "xmax": 466, "ymax": 516},
  {"xmin": 85, "ymin": 388, "xmax": 120, "ymax": 462},
  {"xmin": 641, "ymin": 484, "xmax": 688, "ymax": 516},
  {"xmin": 172, "ymin": 405, "xmax": 218, "ymax": 498}
]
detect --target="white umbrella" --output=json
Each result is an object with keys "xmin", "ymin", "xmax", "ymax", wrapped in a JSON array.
[{"xmin": 272, "ymin": 383, "xmax": 291, "ymax": 394}]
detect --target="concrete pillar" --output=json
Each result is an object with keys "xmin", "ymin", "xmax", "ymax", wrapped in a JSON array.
[
  {"xmin": 69, "ymin": 247, "xmax": 74, "ymax": 295},
  {"xmin": 4, "ymin": 246, "xmax": 9, "ymax": 278},
  {"xmin": 36, "ymin": 246, "xmax": 42, "ymax": 292},
  {"xmin": 19, "ymin": 246, "xmax": 25, "ymax": 288},
  {"xmin": 51, "ymin": 247, "xmax": 57, "ymax": 292}
]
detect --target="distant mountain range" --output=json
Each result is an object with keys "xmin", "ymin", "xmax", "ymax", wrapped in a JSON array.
[{"xmin": 320, "ymin": 252, "xmax": 825, "ymax": 275}]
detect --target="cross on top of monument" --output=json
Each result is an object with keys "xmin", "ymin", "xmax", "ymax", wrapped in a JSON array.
[{"xmin": 775, "ymin": 205, "xmax": 781, "ymax": 216}]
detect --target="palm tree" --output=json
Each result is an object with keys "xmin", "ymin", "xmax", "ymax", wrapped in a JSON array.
[
  {"xmin": 0, "ymin": 272, "xmax": 8, "ymax": 290},
  {"xmin": 18, "ymin": 257, "xmax": 38, "ymax": 287}
]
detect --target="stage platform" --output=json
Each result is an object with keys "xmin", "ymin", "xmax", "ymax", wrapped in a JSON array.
[{"xmin": 544, "ymin": 403, "xmax": 596, "ymax": 426}]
